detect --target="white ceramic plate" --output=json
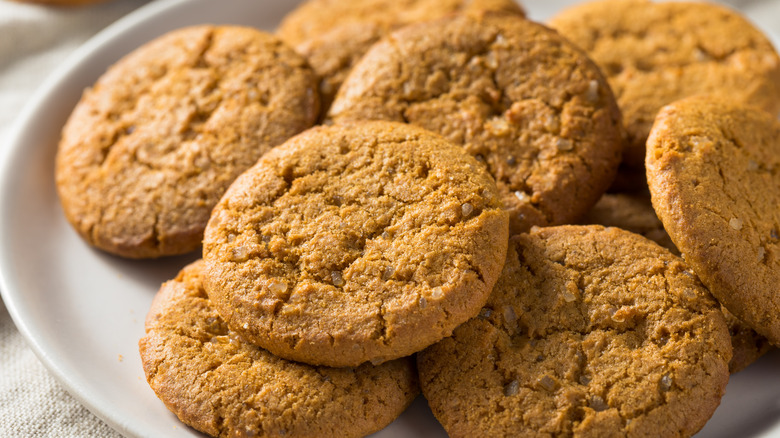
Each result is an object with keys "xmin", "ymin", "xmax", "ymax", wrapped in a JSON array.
[{"xmin": 1, "ymin": 0, "xmax": 780, "ymax": 437}]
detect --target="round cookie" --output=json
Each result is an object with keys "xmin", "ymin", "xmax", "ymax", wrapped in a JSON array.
[
  {"xmin": 418, "ymin": 225, "xmax": 732, "ymax": 437},
  {"xmin": 55, "ymin": 25, "xmax": 319, "ymax": 258},
  {"xmin": 278, "ymin": 0, "xmax": 524, "ymax": 111},
  {"xmin": 202, "ymin": 121, "xmax": 509, "ymax": 367},
  {"xmin": 646, "ymin": 95, "xmax": 780, "ymax": 347},
  {"xmin": 139, "ymin": 260, "xmax": 418, "ymax": 438},
  {"xmin": 328, "ymin": 13, "xmax": 624, "ymax": 235},
  {"xmin": 550, "ymin": 0, "xmax": 780, "ymax": 177},
  {"xmin": 580, "ymin": 192, "xmax": 772, "ymax": 372}
]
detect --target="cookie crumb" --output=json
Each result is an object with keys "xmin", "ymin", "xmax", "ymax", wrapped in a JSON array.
[
  {"xmin": 419, "ymin": 297, "xmax": 428, "ymax": 309},
  {"xmin": 461, "ymin": 202, "xmax": 474, "ymax": 217},
  {"xmin": 729, "ymin": 217, "xmax": 743, "ymax": 230},
  {"xmin": 431, "ymin": 287, "xmax": 444, "ymax": 300},
  {"xmin": 758, "ymin": 246, "xmax": 766, "ymax": 262}
]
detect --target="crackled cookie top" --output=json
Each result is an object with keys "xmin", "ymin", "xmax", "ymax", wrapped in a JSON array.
[
  {"xmin": 278, "ymin": 0, "xmax": 524, "ymax": 110},
  {"xmin": 581, "ymin": 192, "xmax": 771, "ymax": 372},
  {"xmin": 647, "ymin": 96, "xmax": 780, "ymax": 347},
  {"xmin": 139, "ymin": 260, "xmax": 418, "ymax": 438},
  {"xmin": 202, "ymin": 121, "xmax": 509, "ymax": 367},
  {"xmin": 328, "ymin": 13, "xmax": 623, "ymax": 235},
  {"xmin": 550, "ymin": 0, "xmax": 780, "ymax": 169},
  {"xmin": 55, "ymin": 25, "xmax": 319, "ymax": 258},
  {"xmin": 418, "ymin": 225, "xmax": 731, "ymax": 437}
]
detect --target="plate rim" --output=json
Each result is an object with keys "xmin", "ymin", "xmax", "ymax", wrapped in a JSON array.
[{"xmin": 0, "ymin": 0, "xmax": 211, "ymax": 436}]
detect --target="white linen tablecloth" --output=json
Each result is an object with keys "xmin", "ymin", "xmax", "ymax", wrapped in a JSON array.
[
  {"xmin": 0, "ymin": 0, "xmax": 777, "ymax": 437},
  {"xmin": 0, "ymin": 2, "xmax": 149, "ymax": 436}
]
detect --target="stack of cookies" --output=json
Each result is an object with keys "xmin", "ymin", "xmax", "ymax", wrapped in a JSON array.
[{"xmin": 53, "ymin": 0, "xmax": 780, "ymax": 437}]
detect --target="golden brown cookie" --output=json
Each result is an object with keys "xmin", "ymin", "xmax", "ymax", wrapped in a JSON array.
[
  {"xmin": 55, "ymin": 25, "xmax": 319, "ymax": 258},
  {"xmin": 329, "ymin": 13, "xmax": 624, "ymax": 235},
  {"xmin": 647, "ymin": 95, "xmax": 780, "ymax": 347},
  {"xmin": 202, "ymin": 121, "xmax": 509, "ymax": 367},
  {"xmin": 580, "ymin": 192, "xmax": 772, "ymax": 372},
  {"xmin": 418, "ymin": 225, "xmax": 732, "ymax": 437},
  {"xmin": 550, "ymin": 0, "xmax": 780, "ymax": 177},
  {"xmin": 278, "ymin": 0, "xmax": 525, "ymax": 111},
  {"xmin": 139, "ymin": 260, "xmax": 418, "ymax": 438}
]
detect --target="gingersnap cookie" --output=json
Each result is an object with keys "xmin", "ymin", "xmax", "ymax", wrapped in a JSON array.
[
  {"xmin": 328, "ymin": 13, "xmax": 624, "ymax": 235},
  {"xmin": 278, "ymin": 0, "xmax": 524, "ymax": 111},
  {"xmin": 55, "ymin": 25, "xmax": 319, "ymax": 258},
  {"xmin": 550, "ymin": 0, "xmax": 780, "ymax": 175},
  {"xmin": 647, "ymin": 95, "xmax": 780, "ymax": 347},
  {"xmin": 139, "ymin": 260, "xmax": 418, "ymax": 438},
  {"xmin": 202, "ymin": 121, "xmax": 509, "ymax": 367},
  {"xmin": 418, "ymin": 225, "xmax": 732, "ymax": 437}
]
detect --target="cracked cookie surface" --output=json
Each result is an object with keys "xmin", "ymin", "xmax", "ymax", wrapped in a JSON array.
[
  {"xmin": 277, "ymin": 0, "xmax": 524, "ymax": 111},
  {"xmin": 647, "ymin": 96, "xmax": 780, "ymax": 347},
  {"xmin": 202, "ymin": 121, "xmax": 509, "ymax": 367},
  {"xmin": 139, "ymin": 260, "xmax": 418, "ymax": 438},
  {"xmin": 418, "ymin": 225, "xmax": 731, "ymax": 437},
  {"xmin": 580, "ymin": 192, "xmax": 772, "ymax": 372},
  {"xmin": 550, "ymin": 0, "xmax": 780, "ymax": 174},
  {"xmin": 55, "ymin": 25, "xmax": 319, "ymax": 258},
  {"xmin": 328, "ymin": 13, "xmax": 624, "ymax": 235}
]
